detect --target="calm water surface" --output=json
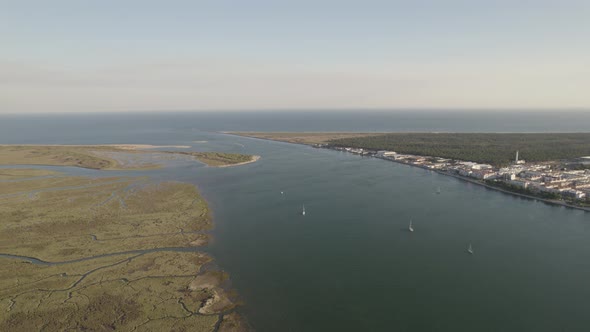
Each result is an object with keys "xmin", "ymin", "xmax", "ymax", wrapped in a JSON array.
[{"xmin": 1, "ymin": 112, "xmax": 589, "ymax": 331}]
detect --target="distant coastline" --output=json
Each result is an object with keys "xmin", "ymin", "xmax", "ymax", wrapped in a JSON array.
[{"xmin": 0, "ymin": 144, "xmax": 192, "ymax": 149}]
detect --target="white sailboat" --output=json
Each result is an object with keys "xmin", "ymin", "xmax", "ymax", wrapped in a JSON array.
[
  {"xmin": 408, "ymin": 220, "xmax": 414, "ymax": 232},
  {"xmin": 436, "ymin": 187, "xmax": 441, "ymax": 194},
  {"xmin": 467, "ymin": 244, "xmax": 474, "ymax": 254},
  {"xmin": 302, "ymin": 204, "xmax": 306, "ymax": 216}
]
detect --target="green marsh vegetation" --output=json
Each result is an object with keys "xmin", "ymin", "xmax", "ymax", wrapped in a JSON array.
[
  {"xmin": 0, "ymin": 169, "xmax": 247, "ymax": 331},
  {"xmin": 173, "ymin": 151, "xmax": 258, "ymax": 167}
]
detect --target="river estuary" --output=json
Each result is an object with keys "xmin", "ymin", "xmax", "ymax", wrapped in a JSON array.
[{"xmin": 1, "ymin": 112, "xmax": 590, "ymax": 331}]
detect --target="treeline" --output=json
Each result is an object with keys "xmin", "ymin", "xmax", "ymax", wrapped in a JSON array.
[{"xmin": 328, "ymin": 133, "xmax": 590, "ymax": 166}]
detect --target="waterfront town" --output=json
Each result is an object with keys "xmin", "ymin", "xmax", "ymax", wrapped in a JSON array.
[{"xmin": 321, "ymin": 145, "xmax": 590, "ymax": 206}]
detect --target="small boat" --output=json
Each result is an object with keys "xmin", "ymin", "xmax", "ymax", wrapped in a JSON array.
[
  {"xmin": 281, "ymin": 191, "xmax": 284, "ymax": 195},
  {"xmin": 408, "ymin": 220, "xmax": 414, "ymax": 232},
  {"xmin": 302, "ymin": 204, "xmax": 306, "ymax": 216},
  {"xmin": 467, "ymin": 244, "xmax": 474, "ymax": 254},
  {"xmin": 436, "ymin": 187, "xmax": 441, "ymax": 194}
]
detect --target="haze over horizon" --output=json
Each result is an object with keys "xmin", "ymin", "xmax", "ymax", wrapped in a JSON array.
[{"xmin": 2, "ymin": 0, "xmax": 590, "ymax": 114}]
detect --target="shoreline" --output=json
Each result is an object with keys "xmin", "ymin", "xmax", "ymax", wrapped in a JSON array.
[
  {"xmin": 433, "ymin": 168, "xmax": 590, "ymax": 212},
  {"xmin": 228, "ymin": 132, "xmax": 589, "ymax": 213},
  {"xmin": 216, "ymin": 155, "xmax": 261, "ymax": 168},
  {"xmin": 374, "ymin": 155, "xmax": 590, "ymax": 213},
  {"xmin": 222, "ymin": 132, "xmax": 310, "ymax": 146},
  {"xmin": 371, "ymin": 153, "xmax": 590, "ymax": 213}
]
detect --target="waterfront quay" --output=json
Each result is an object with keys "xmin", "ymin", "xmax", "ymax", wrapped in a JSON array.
[{"xmin": 319, "ymin": 145, "xmax": 590, "ymax": 210}]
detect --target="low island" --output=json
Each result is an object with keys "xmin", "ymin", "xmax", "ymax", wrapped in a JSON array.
[{"xmin": 0, "ymin": 145, "xmax": 260, "ymax": 170}]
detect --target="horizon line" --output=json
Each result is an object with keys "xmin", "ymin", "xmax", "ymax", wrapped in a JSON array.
[{"xmin": 1, "ymin": 107, "xmax": 590, "ymax": 116}]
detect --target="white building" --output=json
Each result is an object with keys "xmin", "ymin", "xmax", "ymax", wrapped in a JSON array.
[
  {"xmin": 376, "ymin": 151, "xmax": 397, "ymax": 157},
  {"xmin": 472, "ymin": 164, "xmax": 493, "ymax": 170},
  {"xmin": 508, "ymin": 180, "xmax": 530, "ymax": 189},
  {"xmin": 561, "ymin": 189, "xmax": 586, "ymax": 200}
]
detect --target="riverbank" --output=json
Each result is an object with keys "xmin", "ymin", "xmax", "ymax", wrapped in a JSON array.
[
  {"xmin": 438, "ymin": 170, "xmax": 590, "ymax": 212},
  {"xmin": 370, "ymin": 153, "xmax": 590, "ymax": 212},
  {"xmin": 376, "ymin": 155, "xmax": 590, "ymax": 213},
  {"xmin": 0, "ymin": 168, "xmax": 250, "ymax": 331},
  {"xmin": 230, "ymin": 132, "xmax": 589, "ymax": 213},
  {"xmin": 231, "ymin": 132, "xmax": 590, "ymax": 167}
]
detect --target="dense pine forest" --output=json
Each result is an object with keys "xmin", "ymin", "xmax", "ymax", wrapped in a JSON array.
[{"xmin": 329, "ymin": 133, "xmax": 590, "ymax": 166}]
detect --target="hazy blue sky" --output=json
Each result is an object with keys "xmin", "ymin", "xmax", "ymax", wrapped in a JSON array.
[{"xmin": 1, "ymin": 0, "xmax": 589, "ymax": 113}]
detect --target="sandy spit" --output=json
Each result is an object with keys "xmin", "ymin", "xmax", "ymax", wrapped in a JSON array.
[{"xmin": 217, "ymin": 155, "xmax": 261, "ymax": 168}]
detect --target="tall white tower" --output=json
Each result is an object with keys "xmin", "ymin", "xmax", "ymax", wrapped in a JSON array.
[{"xmin": 516, "ymin": 150, "xmax": 519, "ymax": 163}]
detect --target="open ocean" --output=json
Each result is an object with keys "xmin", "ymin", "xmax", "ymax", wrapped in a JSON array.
[
  {"xmin": 1, "ymin": 110, "xmax": 590, "ymax": 331},
  {"xmin": 1, "ymin": 110, "xmax": 590, "ymax": 145}
]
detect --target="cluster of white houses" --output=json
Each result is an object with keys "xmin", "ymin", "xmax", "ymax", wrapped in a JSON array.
[{"xmin": 331, "ymin": 146, "xmax": 590, "ymax": 202}]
